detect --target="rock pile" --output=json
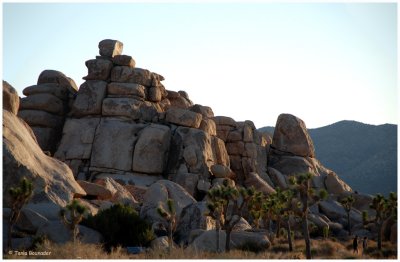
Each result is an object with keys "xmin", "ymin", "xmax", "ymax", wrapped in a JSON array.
[
  {"xmin": 4, "ymin": 38, "xmax": 393, "ymax": 251},
  {"xmin": 51, "ymin": 39, "xmax": 252, "ymax": 202},
  {"xmin": 18, "ymin": 70, "xmax": 78, "ymax": 154}
]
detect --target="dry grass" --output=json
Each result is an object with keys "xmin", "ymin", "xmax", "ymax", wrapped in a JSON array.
[{"xmin": 3, "ymin": 238, "xmax": 397, "ymax": 259}]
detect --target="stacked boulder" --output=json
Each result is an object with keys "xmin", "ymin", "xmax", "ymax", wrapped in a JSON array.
[
  {"xmin": 18, "ymin": 70, "xmax": 78, "ymax": 154},
  {"xmin": 52, "ymin": 39, "xmax": 231, "ymax": 202},
  {"xmin": 214, "ymin": 116, "xmax": 271, "ymax": 186},
  {"xmin": 267, "ymin": 113, "xmax": 366, "ymax": 237}
]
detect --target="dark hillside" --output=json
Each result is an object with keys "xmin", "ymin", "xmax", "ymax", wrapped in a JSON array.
[{"xmin": 259, "ymin": 121, "xmax": 397, "ymax": 195}]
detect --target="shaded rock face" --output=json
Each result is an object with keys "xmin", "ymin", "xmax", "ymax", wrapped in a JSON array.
[
  {"xmin": 3, "ymin": 109, "xmax": 85, "ymax": 208},
  {"xmin": 18, "ymin": 70, "xmax": 78, "ymax": 154}
]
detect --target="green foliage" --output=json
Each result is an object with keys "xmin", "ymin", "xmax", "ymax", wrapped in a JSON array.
[
  {"xmin": 206, "ymin": 184, "xmax": 260, "ymax": 251},
  {"xmin": 9, "ymin": 177, "xmax": 34, "ymax": 212},
  {"xmin": 8, "ymin": 177, "xmax": 34, "ymax": 250},
  {"xmin": 323, "ymin": 226, "xmax": 329, "ymax": 239},
  {"xmin": 362, "ymin": 210, "xmax": 369, "ymax": 225},
  {"xmin": 81, "ymin": 203, "xmax": 155, "ymax": 251},
  {"xmin": 157, "ymin": 198, "xmax": 177, "ymax": 250},
  {"xmin": 60, "ymin": 199, "xmax": 87, "ymax": 243}
]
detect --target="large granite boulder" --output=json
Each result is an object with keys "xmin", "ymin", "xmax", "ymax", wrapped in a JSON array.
[
  {"xmin": 3, "ymin": 110, "xmax": 85, "ymax": 209},
  {"xmin": 271, "ymin": 114, "xmax": 315, "ymax": 157},
  {"xmin": 190, "ymin": 230, "xmax": 271, "ymax": 252}
]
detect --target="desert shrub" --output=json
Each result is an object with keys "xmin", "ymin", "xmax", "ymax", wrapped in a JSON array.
[
  {"xmin": 236, "ymin": 241, "xmax": 268, "ymax": 253},
  {"xmin": 81, "ymin": 203, "xmax": 155, "ymax": 251}
]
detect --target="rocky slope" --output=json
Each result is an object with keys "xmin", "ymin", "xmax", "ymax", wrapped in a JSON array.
[
  {"xmin": 259, "ymin": 121, "xmax": 398, "ymax": 195},
  {"xmin": 3, "ymin": 39, "xmax": 396, "ymax": 251}
]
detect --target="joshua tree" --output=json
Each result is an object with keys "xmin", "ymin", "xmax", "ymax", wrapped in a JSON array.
[
  {"xmin": 340, "ymin": 194, "xmax": 355, "ymax": 236},
  {"xmin": 157, "ymin": 198, "xmax": 177, "ymax": 251},
  {"xmin": 367, "ymin": 192, "xmax": 397, "ymax": 250},
  {"xmin": 8, "ymin": 177, "xmax": 34, "ymax": 251},
  {"xmin": 60, "ymin": 199, "xmax": 87, "ymax": 244},
  {"xmin": 288, "ymin": 172, "xmax": 328, "ymax": 259},
  {"xmin": 206, "ymin": 181, "xmax": 258, "ymax": 252}
]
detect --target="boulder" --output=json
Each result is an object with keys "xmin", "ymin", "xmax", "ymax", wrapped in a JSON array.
[
  {"xmin": 111, "ymin": 66, "xmax": 154, "ymax": 87},
  {"xmin": 18, "ymin": 109, "xmax": 63, "ymax": 128},
  {"xmin": 232, "ymin": 217, "xmax": 252, "ymax": 231},
  {"xmin": 3, "ymin": 80, "xmax": 19, "ymax": 114},
  {"xmin": 98, "ymin": 39, "xmax": 123, "ymax": 58},
  {"xmin": 212, "ymin": 137, "xmax": 230, "ymax": 167},
  {"xmin": 325, "ymin": 172, "xmax": 352, "ymax": 195},
  {"xmin": 132, "ymin": 124, "xmax": 171, "ymax": 174},
  {"xmin": 54, "ymin": 117, "xmax": 101, "ymax": 161},
  {"xmin": 167, "ymin": 91, "xmax": 192, "ymax": 109},
  {"xmin": 267, "ymin": 167, "xmax": 288, "ymax": 189},
  {"xmin": 3, "ymin": 110, "xmax": 85, "ymax": 208},
  {"xmin": 83, "ymin": 59, "xmax": 113, "ymax": 81},
  {"xmin": 168, "ymin": 127, "xmax": 214, "ymax": 176},
  {"xmin": 165, "ymin": 108, "xmax": 202, "ymax": 128},
  {"xmin": 112, "ymin": 55, "xmax": 136, "ymax": 67},
  {"xmin": 210, "ymin": 164, "xmax": 231, "ymax": 178},
  {"xmin": 319, "ymin": 200, "xmax": 346, "ymax": 221},
  {"xmin": 36, "ymin": 221, "xmax": 102, "ymax": 244},
  {"xmin": 226, "ymin": 141, "xmax": 245, "ymax": 156},
  {"xmin": 175, "ymin": 201, "xmax": 215, "ymax": 244},
  {"xmin": 24, "ymin": 202, "xmax": 63, "ymax": 220},
  {"xmin": 140, "ymin": 180, "xmax": 196, "ymax": 225},
  {"xmin": 227, "ymin": 130, "xmax": 242, "ymax": 142},
  {"xmin": 151, "ymin": 236, "xmax": 169, "ymax": 250},
  {"xmin": 271, "ymin": 114, "xmax": 315, "ymax": 157},
  {"xmin": 244, "ymin": 172, "xmax": 276, "ymax": 195},
  {"xmin": 148, "ymin": 86, "xmax": 162, "ymax": 102},
  {"xmin": 199, "ymin": 119, "xmax": 217, "ymax": 136},
  {"xmin": 23, "ymin": 83, "xmax": 70, "ymax": 100},
  {"xmin": 190, "ymin": 104, "xmax": 214, "ymax": 118},
  {"xmin": 170, "ymin": 173, "xmax": 199, "ymax": 197},
  {"xmin": 90, "ymin": 118, "xmax": 145, "ymax": 171},
  {"xmin": 20, "ymin": 93, "xmax": 65, "ymax": 115},
  {"xmin": 102, "ymin": 97, "xmax": 144, "ymax": 119},
  {"xmin": 107, "ymin": 82, "xmax": 145, "ymax": 98},
  {"xmin": 95, "ymin": 173, "xmax": 162, "ymax": 187},
  {"xmin": 77, "ymin": 180, "xmax": 112, "ymax": 200},
  {"xmin": 71, "ymin": 80, "xmax": 107, "ymax": 116},
  {"xmin": 14, "ymin": 208, "xmax": 49, "ymax": 234},
  {"xmin": 308, "ymin": 213, "xmax": 329, "ymax": 230},
  {"xmin": 268, "ymin": 155, "xmax": 314, "ymax": 177},
  {"xmin": 191, "ymin": 230, "xmax": 270, "ymax": 252},
  {"xmin": 94, "ymin": 177, "xmax": 138, "ymax": 207},
  {"xmin": 37, "ymin": 70, "xmax": 78, "ymax": 94},
  {"xmin": 213, "ymin": 116, "xmax": 237, "ymax": 127},
  {"xmin": 31, "ymin": 126, "xmax": 59, "ymax": 154}
]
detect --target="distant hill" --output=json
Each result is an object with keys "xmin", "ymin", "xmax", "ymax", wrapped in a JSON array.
[{"xmin": 259, "ymin": 121, "xmax": 397, "ymax": 195}]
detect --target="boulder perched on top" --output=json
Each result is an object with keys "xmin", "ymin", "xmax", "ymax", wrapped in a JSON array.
[
  {"xmin": 271, "ymin": 114, "xmax": 315, "ymax": 157},
  {"xmin": 3, "ymin": 109, "xmax": 85, "ymax": 208},
  {"xmin": 3, "ymin": 80, "xmax": 20, "ymax": 115}
]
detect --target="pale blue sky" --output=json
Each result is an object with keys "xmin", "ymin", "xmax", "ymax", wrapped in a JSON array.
[{"xmin": 2, "ymin": 2, "xmax": 397, "ymax": 128}]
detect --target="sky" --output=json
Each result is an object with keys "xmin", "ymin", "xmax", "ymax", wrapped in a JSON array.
[{"xmin": 2, "ymin": 2, "xmax": 398, "ymax": 128}]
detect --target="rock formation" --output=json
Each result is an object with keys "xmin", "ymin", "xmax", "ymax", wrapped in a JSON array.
[
  {"xmin": 18, "ymin": 70, "xmax": 78, "ymax": 154},
  {"xmin": 3, "ymin": 39, "xmax": 393, "ymax": 251}
]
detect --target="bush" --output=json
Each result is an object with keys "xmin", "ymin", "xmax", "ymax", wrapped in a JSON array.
[{"xmin": 81, "ymin": 204, "xmax": 155, "ymax": 251}]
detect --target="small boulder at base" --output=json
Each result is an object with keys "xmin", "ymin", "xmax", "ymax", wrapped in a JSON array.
[{"xmin": 244, "ymin": 172, "xmax": 276, "ymax": 195}]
